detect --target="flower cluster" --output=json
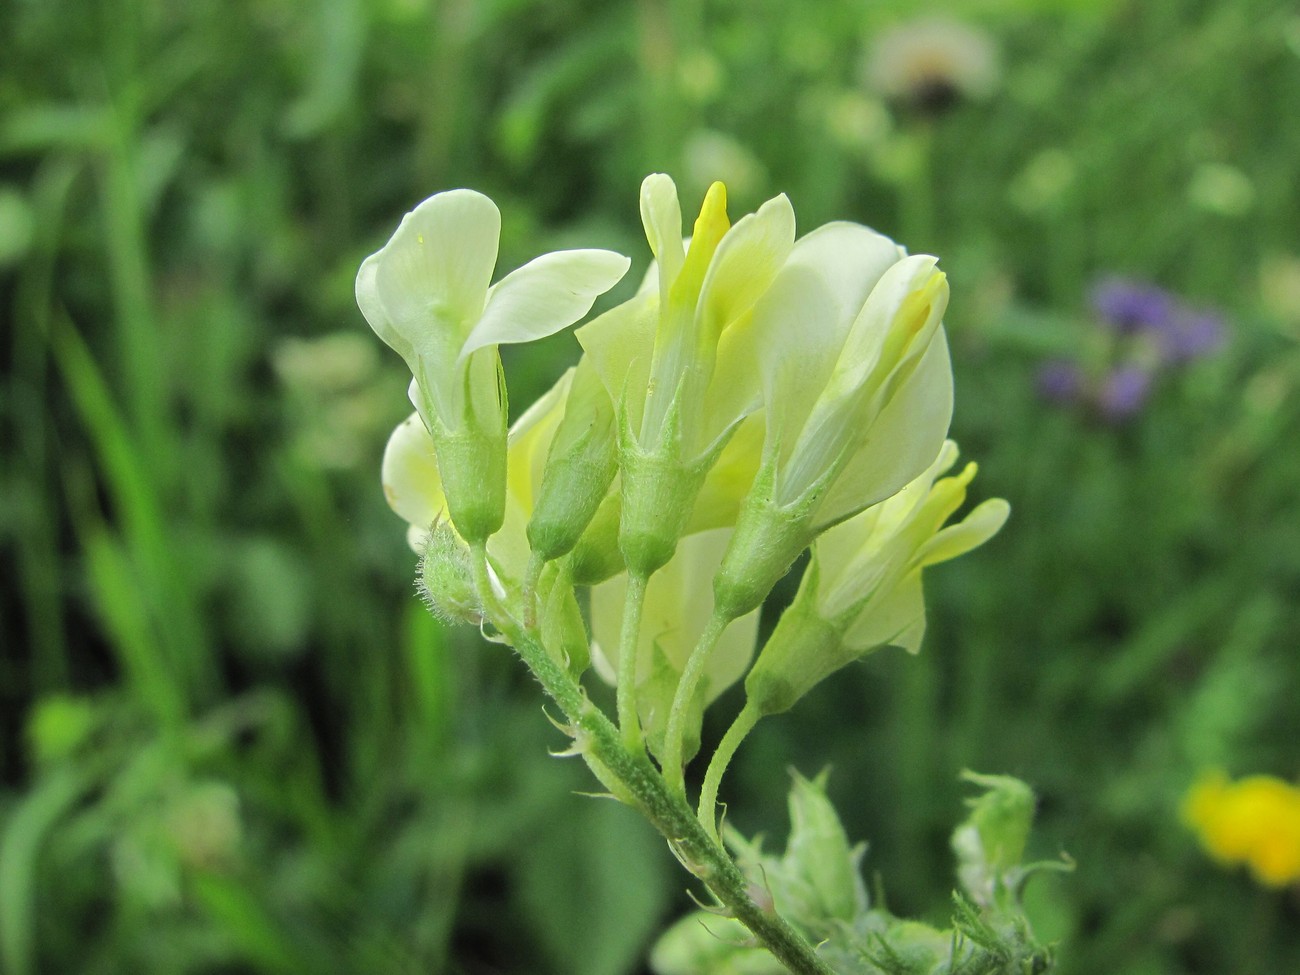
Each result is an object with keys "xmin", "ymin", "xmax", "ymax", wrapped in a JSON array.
[
  {"xmin": 360, "ymin": 174, "xmax": 1005, "ymax": 809},
  {"xmin": 1182, "ymin": 770, "xmax": 1300, "ymax": 888},
  {"xmin": 1037, "ymin": 277, "xmax": 1227, "ymax": 421}
]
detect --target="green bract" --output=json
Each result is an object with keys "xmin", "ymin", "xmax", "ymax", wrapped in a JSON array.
[{"xmin": 358, "ymin": 189, "xmax": 630, "ymax": 541}]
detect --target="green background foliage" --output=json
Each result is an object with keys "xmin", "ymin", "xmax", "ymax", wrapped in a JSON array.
[{"xmin": 2, "ymin": 0, "xmax": 1298, "ymax": 971}]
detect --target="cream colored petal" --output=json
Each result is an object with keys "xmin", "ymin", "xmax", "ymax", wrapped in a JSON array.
[
  {"xmin": 821, "ymin": 255, "xmax": 945, "ymax": 410},
  {"xmin": 813, "ymin": 328, "xmax": 953, "ymax": 529},
  {"xmin": 685, "ymin": 414, "xmax": 766, "ymax": 533},
  {"xmin": 382, "ymin": 412, "xmax": 446, "ymax": 543},
  {"xmin": 915, "ymin": 497, "xmax": 1010, "ymax": 568},
  {"xmin": 505, "ymin": 368, "xmax": 574, "ymax": 513},
  {"xmin": 460, "ymin": 249, "xmax": 631, "ymax": 361},
  {"xmin": 747, "ymin": 262, "xmax": 841, "ymax": 455},
  {"xmin": 640, "ymin": 173, "xmax": 686, "ymax": 306},
  {"xmin": 574, "ymin": 292, "xmax": 659, "ymax": 430},
  {"xmin": 406, "ymin": 524, "xmax": 431, "ymax": 553},
  {"xmin": 697, "ymin": 193, "xmax": 796, "ymax": 341},
  {"xmin": 588, "ymin": 528, "xmax": 756, "ymax": 704},
  {"xmin": 356, "ymin": 252, "xmax": 409, "ymax": 362},
  {"xmin": 698, "ymin": 311, "xmax": 763, "ymax": 450},
  {"xmin": 370, "ymin": 190, "xmax": 500, "ymax": 355},
  {"xmin": 749, "ymin": 222, "xmax": 906, "ymax": 459},
  {"xmin": 843, "ymin": 571, "xmax": 926, "ymax": 653}
]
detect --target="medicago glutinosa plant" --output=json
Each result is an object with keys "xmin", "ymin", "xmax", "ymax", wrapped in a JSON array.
[{"xmin": 356, "ymin": 174, "xmax": 1062, "ymax": 975}]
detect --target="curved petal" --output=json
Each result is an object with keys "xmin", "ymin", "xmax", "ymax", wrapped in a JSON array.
[
  {"xmin": 640, "ymin": 173, "xmax": 686, "ymax": 305},
  {"xmin": 822, "ymin": 255, "xmax": 945, "ymax": 410},
  {"xmin": 915, "ymin": 497, "xmax": 1010, "ymax": 568},
  {"xmin": 461, "ymin": 249, "xmax": 631, "ymax": 361},
  {"xmin": 843, "ymin": 571, "xmax": 926, "ymax": 653},
  {"xmin": 370, "ymin": 190, "xmax": 501, "ymax": 356},
  {"xmin": 356, "ymin": 252, "xmax": 410, "ymax": 361},
  {"xmin": 747, "ymin": 262, "xmax": 842, "ymax": 454},
  {"xmin": 382, "ymin": 412, "xmax": 447, "ymax": 550},
  {"xmin": 749, "ymin": 222, "xmax": 906, "ymax": 457},
  {"xmin": 814, "ymin": 328, "xmax": 953, "ymax": 529},
  {"xmin": 574, "ymin": 292, "xmax": 659, "ymax": 429},
  {"xmin": 783, "ymin": 221, "xmax": 905, "ymax": 322},
  {"xmin": 697, "ymin": 193, "xmax": 796, "ymax": 341}
]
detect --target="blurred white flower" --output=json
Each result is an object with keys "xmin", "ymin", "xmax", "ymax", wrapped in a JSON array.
[{"xmin": 864, "ymin": 17, "xmax": 1000, "ymax": 114}]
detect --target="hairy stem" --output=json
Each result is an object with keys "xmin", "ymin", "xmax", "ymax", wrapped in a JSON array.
[
  {"xmin": 465, "ymin": 563, "xmax": 835, "ymax": 975},
  {"xmin": 616, "ymin": 571, "xmax": 649, "ymax": 750},
  {"xmin": 698, "ymin": 702, "xmax": 762, "ymax": 843},
  {"xmin": 661, "ymin": 611, "xmax": 729, "ymax": 797},
  {"xmin": 521, "ymin": 550, "xmax": 545, "ymax": 629}
]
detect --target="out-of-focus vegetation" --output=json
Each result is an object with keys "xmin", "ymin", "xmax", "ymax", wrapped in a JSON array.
[{"xmin": 2, "ymin": 0, "xmax": 1298, "ymax": 972}]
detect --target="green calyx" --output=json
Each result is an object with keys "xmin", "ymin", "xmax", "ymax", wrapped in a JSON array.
[
  {"xmin": 617, "ymin": 392, "xmax": 731, "ymax": 579},
  {"xmin": 712, "ymin": 458, "xmax": 821, "ymax": 622},
  {"xmin": 430, "ymin": 421, "xmax": 507, "ymax": 544}
]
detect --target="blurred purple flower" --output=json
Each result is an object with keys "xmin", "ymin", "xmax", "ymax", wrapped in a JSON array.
[
  {"xmin": 1097, "ymin": 364, "xmax": 1152, "ymax": 420},
  {"xmin": 1036, "ymin": 359, "xmax": 1085, "ymax": 403},
  {"xmin": 1159, "ymin": 310, "xmax": 1227, "ymax": 363},
  {"xmin": 1089, "ymin": 277, "xmax": 1177, "ymax": 335}
]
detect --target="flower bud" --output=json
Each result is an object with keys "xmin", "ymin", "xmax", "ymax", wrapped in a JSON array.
[
  {"xmin": 953, "ymin": 771, "xmax": 1036, "ymax": 908},
  {"xmin": 783, "ymin": 771, "xmax": 868, "ymax": 925},
  {"xmin": 418, "ymin": 520, "xmax": 482, "ymax": 624},
  {"xmin": 538, "ymin": 562, "xmax": 590, "ymax": 676},
  {"xmin": 527, "ymin": 357, "xmax": 619, "ymax": 563},
  {"xmin": 569, "ymin": 492, "xmax": 625, "ymax": 586}
]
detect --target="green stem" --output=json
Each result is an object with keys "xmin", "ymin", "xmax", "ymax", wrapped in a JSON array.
[
  {"xmin": 616, "ymin": 572, "xmax": 650, "ymax": 750},
  {"xmin": 661, "ymin": 611, "xmax": 729, "ymax": 797},
  {"xmin": 522, "ymin": 550, "xmax": 545, "ymax": 629},
  {"xmin": 468, "ymin": 576, "xmax": 836, "ymax": 975},
  {"xmin": 698, "ymin": 702, "xmax": 761, "ymax": 842}
]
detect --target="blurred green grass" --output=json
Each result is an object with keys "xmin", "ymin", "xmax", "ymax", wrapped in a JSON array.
[{"xmin": 2, "ymin": 0, "xmax": 1298, "ymax": 972}]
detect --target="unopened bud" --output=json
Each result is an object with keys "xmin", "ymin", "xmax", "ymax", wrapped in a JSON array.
[
  {"xmin": 418, "ymin": 521, "xmax": 482, "ymax": 624},
  {"xmin": 569, "ymin": 493, "xmax": 625, "ymax": 586},
  {"xmin": 538, "ymin": 565, "xmax": 590, "ymax": 676},
  {"xmin": 528, "ymin": 359, "xmax": 618, "ymax": 562}
]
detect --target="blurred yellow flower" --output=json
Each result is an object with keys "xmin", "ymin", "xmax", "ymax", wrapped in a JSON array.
[{"xmin": 1183, "ymin": 770, "xmax": 1300, "ymax": 888}]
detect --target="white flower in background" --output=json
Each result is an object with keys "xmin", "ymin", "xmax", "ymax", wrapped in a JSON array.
[{"xmin": 865, "ymin": 17, "xmax": 1000, "ymax": 114}]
